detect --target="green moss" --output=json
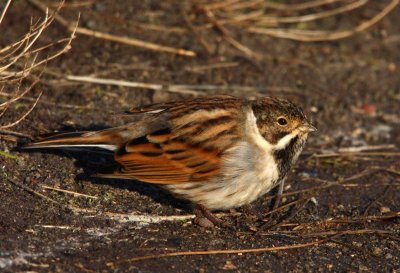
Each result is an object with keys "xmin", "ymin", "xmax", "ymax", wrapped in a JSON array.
[{"xmin": 0, "ymin": 150, "xmax": 22, "ymax": 161}]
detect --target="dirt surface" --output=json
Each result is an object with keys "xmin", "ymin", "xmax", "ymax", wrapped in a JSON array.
[{"xmin": 1, "ymin": 1, "xmax": 400, "ymax": 272}]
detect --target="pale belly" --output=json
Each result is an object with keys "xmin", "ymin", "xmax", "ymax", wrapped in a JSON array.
[{"xmin": 165, "ymin": 142, "xmax": 281, "ymax": 210}]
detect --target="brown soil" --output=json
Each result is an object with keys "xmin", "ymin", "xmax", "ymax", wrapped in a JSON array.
[{"xmin": 1, "ymin": 1, "xmax": 399, "ymax": 272}]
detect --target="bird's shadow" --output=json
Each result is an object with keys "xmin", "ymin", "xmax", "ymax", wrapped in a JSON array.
[{"xmin": 18, "ymin": 124, "xmax": 192, "ymax": 212}]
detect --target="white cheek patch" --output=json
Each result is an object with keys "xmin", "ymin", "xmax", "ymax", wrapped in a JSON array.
[
  {"xmin": 244, "ymin": 109, "xmax": 273, "ymax": 151},
  {"xmin": 274, "ymin": 130, "xmax": 298, "ymax": 150},
  {"xmin": 245, "ymin": 108, "xmax": 299, "ymax": 152}
]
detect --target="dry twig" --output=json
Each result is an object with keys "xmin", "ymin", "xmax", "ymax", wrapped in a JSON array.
[
  {"xmin": 65, "ymin": 74, "xmax": 303, "ymax": 96},
  {"xmin": 108, "ymin": 237, "xmax": 331, "ymax": 265},
  {"xmin": 28, "ymin": 0, "xmax": 196, "ymax": 57},
  {"xmin": 247, "ymin": 0, "xmax": 400, "ymax": 41},
  {"xmin": 42, "ymin": 185, "xmax": 99, "ymax": 199},
  {"xmin": 192, "ymin": 0, "xmax": 399, "ymax": 50},
  {"xmin": 5, "ymin": 176, "xmax": 70, "ymax": 209},
  {"xmin": 0, "ymin": 0, "xmax": 76, "ymax": 131}
]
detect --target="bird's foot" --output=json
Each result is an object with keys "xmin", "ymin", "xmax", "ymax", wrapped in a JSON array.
[{"xmin": 193, "ymin": 204, "xmax": 225, "ymax": 228}]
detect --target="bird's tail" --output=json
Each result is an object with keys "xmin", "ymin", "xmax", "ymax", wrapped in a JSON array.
[{"xmin": 24, "ymin": 129, "xmax": 127, "ymax": 151}]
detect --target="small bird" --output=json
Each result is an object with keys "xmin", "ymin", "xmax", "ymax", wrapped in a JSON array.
[{"xmin": 25, "ymin": 95, "xmax": 316, "ymax": 227}]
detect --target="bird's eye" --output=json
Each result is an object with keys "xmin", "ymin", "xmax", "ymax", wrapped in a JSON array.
[{"xmin": 277, "ymin": 117, "xmax": 288, "ymax": 126}]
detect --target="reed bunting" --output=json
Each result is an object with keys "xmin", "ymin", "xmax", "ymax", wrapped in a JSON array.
[{"xmin": 26, "ymin": 95, "xmax": 316, "ymax": 227}]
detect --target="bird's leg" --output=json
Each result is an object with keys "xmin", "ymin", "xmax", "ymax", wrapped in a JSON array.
[
  {"xmin": 193, "ymin": 204, "xmax": 223, "ymax": 228},
  {"xmin": 272, "ymin": 178, "xmax": 286, "ymax": 210}
]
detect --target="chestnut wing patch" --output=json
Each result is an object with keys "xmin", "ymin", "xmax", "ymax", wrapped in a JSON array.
[
  {"xmin": 112, "ymin": 130, "xmax": 221, "ymax": 184},
  {"xmin": 105, "ymin": 97, "xmax": 241, "ymax": 184}
]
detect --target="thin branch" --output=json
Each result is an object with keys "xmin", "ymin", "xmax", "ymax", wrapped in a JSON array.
[
  {"xmin": 363, "ymin": 185, "xmax": 393, "ymax": 216},
  {"xmin": 263, "ymin": 0, "xmax": 348, "ymax": 11},
  {"xmin": 248, "ymin": 0, "xmax": 400, "ymax": 42},
  {"xmin": 203, "ymin": 7, "xmax": 261, "ymax": 59},
  {"xmin": 337, "ymin": 144, "xmax": 396, "ymax": 153},
  {"xmin": 313, "ymin": 152, "xmax": 400, "ymax": 158},
  {"xmin": 0, "ymin": 91, "xmax": 95, "ymax": 109},
  {"xmin": 181, "ymin": 8, "xmax": 213, "ymax": 54},
  {"xmin": 65, "ymin": 75, "xmax": 204, "ymax": 96},
  {"xmin": 0, "ymin": 0, "xmax": 12, "ymax": 25},
  {"xmin": 65, "ymin": 74, "xmax": 302, "ymax": 96},
  {"xmin": 263, "ymin": 166, "xmax": 390, "ymax": 202},
  {"xmin": 0, "ymin": 78, "xmax": 39, "ymax": 108},
  {"xmin": 5, "ymin": 176, "xmax": 71, "ymax": 209},
  {"xmin": 295, "ymin": 229, "xmax": 395, "ymax": 238},
  {"xmin": 0, "ymin": 91, "xmax": 42, "ymax": 129},
  {"xmin": 262, "ymin": 196, "xmax": 311, "ymax": 219},
  {"xmin": 27, "ymin": 0, "xmax": 196, "ymax": 57},
  {"xmin": 108, "ymin": 237, "xmax": 331, "ymax": 265},
  {"xmin": 42, "ymin": 185, "xmax": 99, "ymax": 199},
  {"xmin": 254, "ymin": 0, "xmax": 368, "ymax": 25}
]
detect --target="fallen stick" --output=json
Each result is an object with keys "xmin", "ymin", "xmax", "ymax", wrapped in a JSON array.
[{"xmin": 28, "ymin": 0, "xmax": 196, "ymax": 57}]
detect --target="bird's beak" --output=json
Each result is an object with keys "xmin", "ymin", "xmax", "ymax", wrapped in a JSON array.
[{"xmin": 299, "ymin": 123, "xmax": 317, "ymax": 133}]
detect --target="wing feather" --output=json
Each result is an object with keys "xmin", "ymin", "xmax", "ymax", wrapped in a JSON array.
[{"xmin": 97, "ymin": 96, "xmax": 242, "ymax": 184}]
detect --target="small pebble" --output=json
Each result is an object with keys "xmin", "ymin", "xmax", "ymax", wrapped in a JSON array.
[
  {"xmin": 380, "ymin": 206, "xmax": 391, "ymax": 213},
  {"xmin": 310, "ymin": 197, "xmax": 318, "ymax": 206},
  {"xmin": 387, "ymin": 62, "xmax": 396, "ymax": 72},
  {"xmin": 352, "ymin": 241, "xmax": 363, "ymax": 248},
  {"xmin": 372, "ymin": 247, "xmax": 382, "ymax": 256},
  {"xmin": 222, "ymin": 261, "xmax": 237, "ymax": 270},
  {"xmin": 337, "ymin": 204, "xmax": 345, "ymax": 211}
]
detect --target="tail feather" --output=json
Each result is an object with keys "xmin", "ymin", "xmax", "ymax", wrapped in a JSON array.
[
  {"xmin": 24, "ymin": 118, "xmax": 168, "ymax": 151},
  {"xmin": 24, "ymin": 131, "xmax": 120, "ymax": 151}
]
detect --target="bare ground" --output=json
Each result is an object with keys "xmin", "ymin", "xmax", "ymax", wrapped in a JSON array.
[{"xmin": 1, "ymin": 1, "xmax": 400, "ymax": 272}]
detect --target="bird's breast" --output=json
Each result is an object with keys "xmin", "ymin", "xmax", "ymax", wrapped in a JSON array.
[
  {"xmin": 166, "ymin": 141, "xmax": 281, "ymax": 210},
  {"xmin": 218, "ymin": 142, "xmax": 280, "ymax": 205}
]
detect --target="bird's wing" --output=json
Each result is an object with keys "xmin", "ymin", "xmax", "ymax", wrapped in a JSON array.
[
  {"xmin": 102, "ymin": 97, "xmax": 242, "ymax": 184},
  {"xmin": 128, "ymin": 95, "xmax": 235, "ymax": 114}
]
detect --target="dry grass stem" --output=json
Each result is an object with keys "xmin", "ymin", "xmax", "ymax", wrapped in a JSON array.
[
  {"xmin": 66, "ymin": 74, "xmax": 301, "ymax": 96},
  {"xmin": 0, "ymin": 0, "xmax": 76, "ymax": 131},
  {"xmin": 0, "ymin": 91, "xmax": 96, "ymax": 110},
  {"xmin": 65, "ymin": 75, "xmax": 204, "ymax": 96},
  {"xmin": 181, "ymin": 8, "xmax": 213, "ymax": 54},
  {"xmin": 337, "ymin": 144, "xmax": 397, "ymax": 153},
  {"xmin": 313, "ymin": 152, "xmax": 400, "ymax": 158},
  {"xmin": 4, "ymin": 175, "xmax": 97, "ymax": 215},
  {"xmin": 42, "ymin": 185, "xmax": 99, "ymax": 199},
  {"xmin": 109, "ymin": 237, "xmax": 330, "ymax": 265},
  {"xmin": 185, "ymin": 61, "xmax": 240, "ymax": 72},
  {"xmin": 202, "ymin": 7, "xmax": 262, "ymax": 59},
  {"xmin": 5, "ymin": 176, "xmax": 71, "ymax": 209},
  {"xmin": 0, "ymin": 91, "xmax": 43, "ymax": 129},
  {"xmin": 254, "ymin": 0, "xmax": 368, "ymax": 25},
  {"xmin": 263, "ymin": 0, "xmax": 350, "ymax": 11},
  {"xmin": 191, "ymin": 0, "xmax": 399, "ymax": 51},
  {"xmin": 264, "ymin": 166, "xmax": 397, "ymax": 203},
  {"xmin": 0, "ymin": 0, "xmax": 12, "ymax": 25},
  {"xmin": 28, "ymin": 0, "xmax": 196, "ymax": 57},
  {"xmin": 247, "ymin": 0, "xmax": 399, "ymax": 42},
  {"xmin": 48, "ymin": 1, "xmax": 95, "ymax": 9}
]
